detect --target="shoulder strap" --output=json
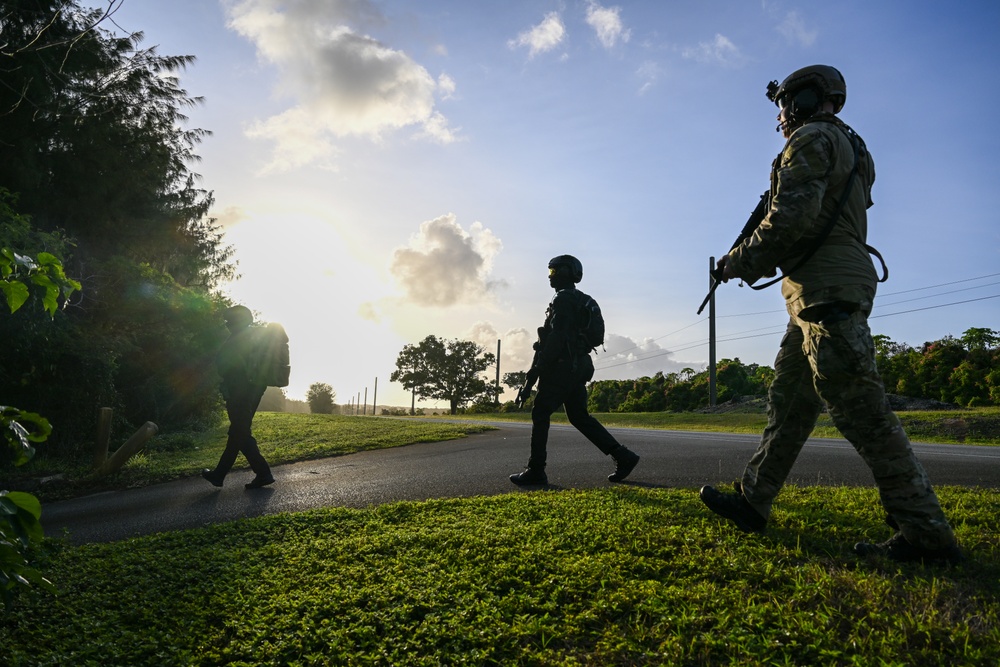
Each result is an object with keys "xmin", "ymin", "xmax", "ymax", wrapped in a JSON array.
[{"xmin": 750, "ymin": 126, "xmax": 861, "ymax": 290}]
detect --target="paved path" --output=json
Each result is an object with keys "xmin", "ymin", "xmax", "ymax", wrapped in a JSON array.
[{"xmin": 43, "ymin": 423, "xmax": 1000, "ymax": 544}]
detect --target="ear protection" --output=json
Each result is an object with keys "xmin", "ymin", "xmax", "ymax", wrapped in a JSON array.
[{"xmin": 789, "ymin": 87, "xmax": 821, "ymax": 117}]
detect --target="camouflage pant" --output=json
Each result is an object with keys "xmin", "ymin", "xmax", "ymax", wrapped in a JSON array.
[{"xmin": 740, "ymin": 311, "xmax": 956, "ymax": 550}]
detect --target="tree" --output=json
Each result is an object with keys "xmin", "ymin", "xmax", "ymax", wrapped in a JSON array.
[
  {"xmin": 502, "ymin": 371, "xmax": 527, "ymax": 392},
  {"xmin": 0, "ymin": 3, "xmax": 236, "ymax": 452},
  {"xmin": 390, "ymin": 335, "xmax": 496, "ymax": 414},
  {"xmin": 960, "ymin": 327, "xmax": 999, "ymax": 352},
  {"xmin": 259, "ymin": 387, "xmax": 287, "ymax": 412},
  {"xmin": 307, "ymin": 383, "xmax": 336, "ymax": 414}
]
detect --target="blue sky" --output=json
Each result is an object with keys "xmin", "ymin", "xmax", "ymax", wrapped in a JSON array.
[{"xmin": 92, "ymin": 0, "xmax": 1000, "ymax": 408}]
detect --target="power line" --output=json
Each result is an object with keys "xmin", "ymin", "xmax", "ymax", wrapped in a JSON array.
[
  {"xmin": 878, "ymin": 272, "xmax": 1000, "ymax": 298},
  {"xmin": 715, "ymin": 271, "xmax": 1000, "ymax": 318},
  {"xmin": 874, "ymin": 280, "xmax": 1000, "ymax": 309},
  {"xmin": 595, "ymin": 292, "xmax": 1000, "ymax": 372},
  {"xmin": 871, "ymin": 293, "xmax": 1000, "ymax": 319},
  {"xmin": 598, "ymin": 318, "xmax": 706, "ymax": 358}
]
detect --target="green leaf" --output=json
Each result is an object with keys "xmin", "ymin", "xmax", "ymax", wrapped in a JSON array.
[
  {"xmin": 5, "ymin": 492, "xmax": 42, "ymax": 521},
  {"xmin": 1, "ymin": 280, "xmax": 29, "ymax": 313},
  {"xmin": 1, "ymin": 407, "xmax": 49, "ymax": 466}
]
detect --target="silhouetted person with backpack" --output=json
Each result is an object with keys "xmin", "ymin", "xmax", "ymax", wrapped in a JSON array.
[
  {"xmin": 510, "ymin": 255, "xmax": 640, "ymax": 486},
  {"xmin": 202, "ymin": 305, "xmax": 275, "ymax": 489}
]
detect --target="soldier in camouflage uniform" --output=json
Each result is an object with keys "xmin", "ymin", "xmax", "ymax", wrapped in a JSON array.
[{"xmin": 699, "ymin": 65, "xmax": 962, "ymax": 564}]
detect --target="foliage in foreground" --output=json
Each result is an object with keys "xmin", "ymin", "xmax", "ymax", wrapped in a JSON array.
[{"xmin": 2, "ymin": 486, "xmax": 997, "ymax": 666}]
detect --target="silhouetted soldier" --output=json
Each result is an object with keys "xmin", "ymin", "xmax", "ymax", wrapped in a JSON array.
[
  {"xmin": 510, "ymin": 255, "xmax": 640, "ymax": 486},
  {"xmin": 202, "ymin": 305, "xmax": 275, "ymax": 489}
]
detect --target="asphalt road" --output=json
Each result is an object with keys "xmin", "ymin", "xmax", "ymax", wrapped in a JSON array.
[{"xmin": 43, "ymin": 422, "xmax": 1000, "ymax": 545}]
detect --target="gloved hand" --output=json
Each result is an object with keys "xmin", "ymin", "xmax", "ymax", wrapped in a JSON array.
[{"xmin": 515, "ymin": 384, "xmax": 533, "ymax": 409}]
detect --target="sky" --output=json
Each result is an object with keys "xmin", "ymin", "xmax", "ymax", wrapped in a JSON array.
[{"xmin": 88, "ymin": 0, "xmax": 1000, "ymax": 409}]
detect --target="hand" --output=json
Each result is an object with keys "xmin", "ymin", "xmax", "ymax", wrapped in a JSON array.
[
  {"xmin": 515, "ymin": 382, "xmax": 535, "ymax": 408},
  {"xmin": 715, "ymin": 255, "xmax": 737, "ymax": 283},
  {"xmin": 514, "ymin": 374, "xmax": 536, "ymax": 408}
]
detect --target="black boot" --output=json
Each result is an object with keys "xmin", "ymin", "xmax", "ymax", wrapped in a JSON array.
[
  {"xmin": 608, "ymin": 446, "xmax": 639, "ymax": 482},
  {"xmin": 855, "ymin": 532, "xmax": 964, "ymax": 565},
  {"xmin": 699, "ymin": 483, "xmax": 766, "ymax": 533},
  {"xmin": 510, "ymin": 467, "xmax": 548, "ymax": 486},
  {"xmin": 201, "ymin": 469, "xmax": 224, "ymax": 487}
]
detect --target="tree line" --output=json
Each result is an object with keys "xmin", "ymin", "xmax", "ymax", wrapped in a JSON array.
[
  {"xmin": 390, "ymin": 328, "xmax": 999, "ymax": 415},
  {"xmin": 584, "ymin": 327, "xmax": 999, "ymax": 413}
]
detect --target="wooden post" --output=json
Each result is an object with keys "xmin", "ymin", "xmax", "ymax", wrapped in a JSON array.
[
  {"xmin": 94, "ymin": 422, "xmax": 158, "ymax": 477},
  {"xmin": 93, "ymin": 407, "xmax": 113, "ymax": 470}
]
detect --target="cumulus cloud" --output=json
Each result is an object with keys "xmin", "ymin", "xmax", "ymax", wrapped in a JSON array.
[
  {"xmin": 681, "ymin": 34, "xmax": 745, "ymax": 67},
  {"xmin": 389, "ymin": 214, "xmax": 505, "ymax": 307},
  {"xmin": 776, "ymin": 11, "xmax": 817, "ymax": 47},
  {"xmin": 465, "ymin": 322, "xmax": 535, "ymax": 394},
  {"xmin": 592, "ymin": 334, "xmax": 701, "ymax": 381},
  {"xmin": 226, "ymin": 0, "xmax": 458, "ymax": 171},
  {"xmin": 585, "ymin": 1, "xmax": 630, "ymax": 49},
  {"xmin": 508, "ymin": 11, "xmax": 566, "ymax": 58}
]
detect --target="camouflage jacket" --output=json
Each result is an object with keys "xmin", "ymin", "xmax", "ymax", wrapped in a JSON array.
[{"xmin": 728, "ymin": 114, "xmax": 879, "ymax": 319}]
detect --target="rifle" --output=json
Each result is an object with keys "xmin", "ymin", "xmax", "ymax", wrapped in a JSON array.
[{"xmin": 696, "ymin": 191, "xmax": 770, "ymax": 315}]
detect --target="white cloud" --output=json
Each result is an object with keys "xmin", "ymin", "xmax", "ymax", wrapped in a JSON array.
[
  {"xmin": 389, "ymin": 214, "xmax": 505, "ymax": 307},
  {"xmin": 508, "ymin": 11, "xmax": 566, "ymax": 58},
  {"xmin": 681, "ymin": 33, "xmax": 745, "ymax": 67},
  {"xmin": 465, "ymin": 322, "xmax": 535, "ymax": 392},
  {"xmin": 776, "ymin": 11, "xmax": 817, "ymax": 47},
  {"xmin": 585, "ymin": 1, "xmax": 630, "ymax": 49},
  {"xmin": 636, "ymin": 60, "xmax": 660, "ymax": 95},
  {"xmin": 437, "ymin": 73, "xmax": 457, "ymax": 100},
  {"xmin": 226, "ymin": 0, "xmax": 458, "ymax": 171},
  {"xmin": 592, "ymin": 334, "xmax": 701, "ymax": 381}
]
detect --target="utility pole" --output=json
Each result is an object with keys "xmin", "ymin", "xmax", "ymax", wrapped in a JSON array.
[
  {"xmin": 363, "ymin": 387, "xmax": 368, "ymax": 415},
  {"xmin": 373, "ymin": 377, "xmax": 378, "ymax": 416},
  {"xmin": 495, "ymin": 339, "xmax": 501, "ymax": 407},
  {"xmin": 708, "ymin": 256, "xmax": 717, "ymax": 407}
]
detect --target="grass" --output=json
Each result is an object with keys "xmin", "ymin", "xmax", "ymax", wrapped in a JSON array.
[
  {"xmin": 4, "ymin": 412, "xmax": 998, "ymax": 664},
  {"xmin": 444, "ymin": 406, "xmax": 1000, "ymax": 445},
  {"xmin": 2, "ymin": 486, "xmax": 997, "ymax": 666}
]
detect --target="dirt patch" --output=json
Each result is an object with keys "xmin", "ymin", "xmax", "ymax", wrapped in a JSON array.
[{"xmin": 885, "ymin": 394, "xmax": 960, "ymax": 411}]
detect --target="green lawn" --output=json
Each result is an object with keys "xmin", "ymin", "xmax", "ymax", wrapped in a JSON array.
[
  {"xmin": 2, "ymin": 486, "xmax": 997, "ymax": 666},
  {"xmin": 4, "ymin": 412, "xmax": 998, "ymax": 665},
  {"xmin": 441, "ymin": 406, "xmax": 1000, "ymax": 445}
]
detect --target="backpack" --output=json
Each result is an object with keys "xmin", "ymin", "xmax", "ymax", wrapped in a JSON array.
[
  {"xmin": 578, "ymin": 292, "xmax": 605, "ymax": 351},
  {"xmin": 251, "ymin": 322, "xmax": 290, "ymax": 387}
]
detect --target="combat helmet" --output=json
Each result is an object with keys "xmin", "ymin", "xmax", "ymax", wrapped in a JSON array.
[
  {"xmin": 548, "ymin": 255, "xmax": 583, "ymax": 284},
  {"xmin": 766, "ymin": 64, "xmax": 847, "ymax": 119},
  {"xmin": 224, "ymin": 304, "xmax": 254, "ymax": 328}
]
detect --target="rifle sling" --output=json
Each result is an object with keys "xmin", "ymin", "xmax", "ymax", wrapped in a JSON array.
[{"xmin": 748, "ymin": 129, "xmax": 888, "ymax": 290}]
